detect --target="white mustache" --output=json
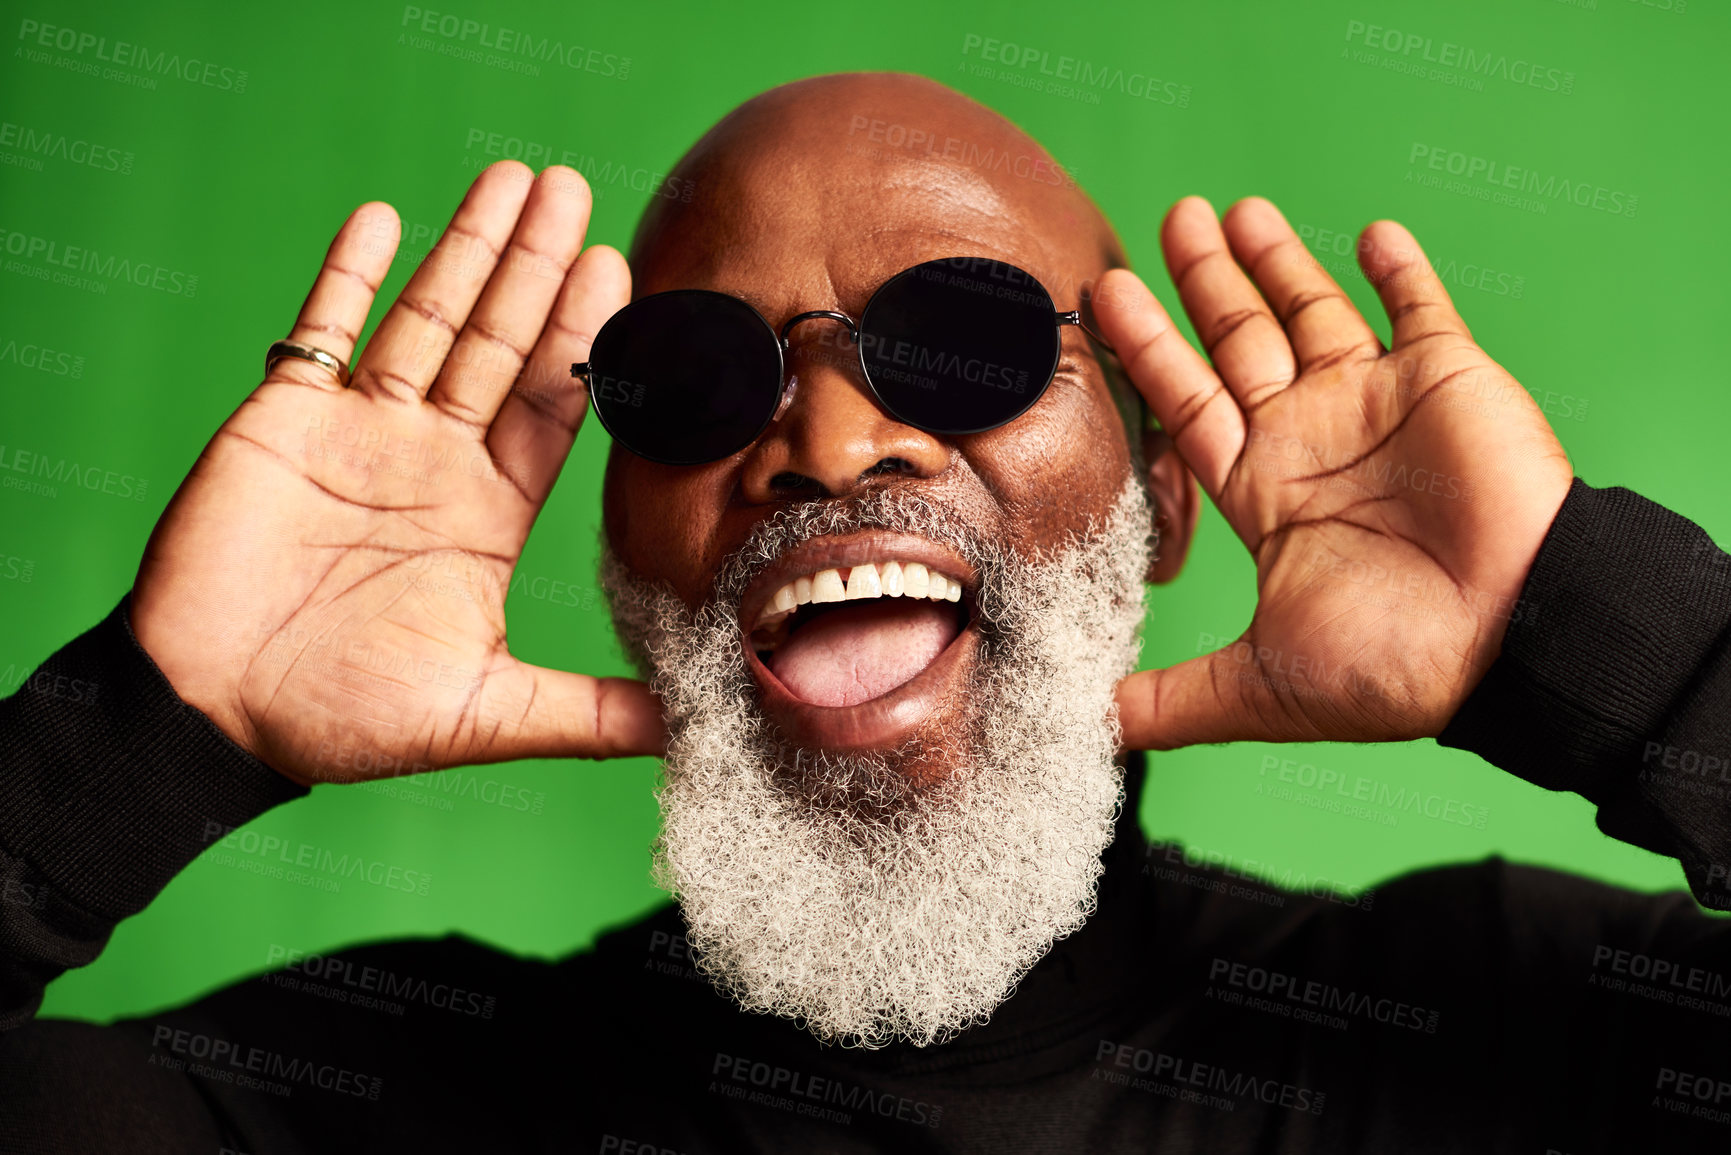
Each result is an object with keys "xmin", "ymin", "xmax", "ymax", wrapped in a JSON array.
[{"xmin": 710, "ymin": 486, "xmax": 995, "ymax": 612}]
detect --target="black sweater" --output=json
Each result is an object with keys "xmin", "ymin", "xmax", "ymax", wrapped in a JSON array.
[{"xmin": 4, "ymin": 478, "xmax": 1731, "ymax": 1154}]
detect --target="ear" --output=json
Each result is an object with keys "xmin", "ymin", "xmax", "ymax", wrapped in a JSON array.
[{"xmin": 1142, "ymin": 428, "xmax": 1199, "ymax": 585}]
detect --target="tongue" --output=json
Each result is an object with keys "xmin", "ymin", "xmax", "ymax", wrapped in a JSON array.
[{"xmin": 767, "ymin": 599, "xmax": 959, "ymax": 707}]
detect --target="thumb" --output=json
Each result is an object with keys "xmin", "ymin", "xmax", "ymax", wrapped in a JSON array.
[
  {"xmin": 1114, "ymin": 647, "xmax": 1290, "ymax": 751},
  {"xmin": 473, "ymin": 661, "xmax": 668, "ymax": 763}
]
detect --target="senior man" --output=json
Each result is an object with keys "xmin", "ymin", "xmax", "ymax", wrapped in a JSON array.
[{"xmin": 4, "ymin": 72, "xmax": 1731, "ymax": 1152}]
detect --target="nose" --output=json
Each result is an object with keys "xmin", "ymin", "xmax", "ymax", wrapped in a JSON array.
[{"xmin": 739, "ymin": 330, "xmax": 951, "ymax": 501}]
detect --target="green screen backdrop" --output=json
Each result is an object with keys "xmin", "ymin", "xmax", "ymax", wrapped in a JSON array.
[{"xmin": 2, "ymin": 0, "xmax": 1725, "ymax": 1024}]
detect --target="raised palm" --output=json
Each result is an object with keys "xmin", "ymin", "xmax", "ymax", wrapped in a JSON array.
[
  {"xmin": 132, "ymin": 162, "xmax": 663, "ymax": 785},
  {"xmin": 1101, "ymin": 197, "xmax": 1574, "ymax": 749}
]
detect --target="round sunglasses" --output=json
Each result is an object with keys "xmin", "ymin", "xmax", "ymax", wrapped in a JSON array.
[{"xmin": 570, "ymin": 256, "xmax": 1105, "ymax": 466}]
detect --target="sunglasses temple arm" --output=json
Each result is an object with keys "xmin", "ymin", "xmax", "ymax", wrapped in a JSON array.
[
  {"xmin": 570, "ymin": 363, "xmax": 590, "ymax": 378},
  {"xmin": 1059, "ymin": 311, "xmax": 1157, "ymax": 433},
  {"xmin": 1057, "ymin": 310, "xmax": 1117, "ymax": 357}
]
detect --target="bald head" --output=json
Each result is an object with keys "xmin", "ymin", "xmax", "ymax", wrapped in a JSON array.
[{"xmin": 629, "ymin": 72, "xmax": 1125, "ymax": 297}]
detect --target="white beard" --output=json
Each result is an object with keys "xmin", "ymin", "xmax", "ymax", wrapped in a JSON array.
[{"xmin": 601, "ymin": 474, "xmax": 1155, "ymax": 1048}]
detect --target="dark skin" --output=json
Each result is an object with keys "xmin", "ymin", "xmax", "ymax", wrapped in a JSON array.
[
  {"xmin": 129, "ymin": 71, "xmax": 1569, "ymax": 787},
  {"xmin": 604, "ymin": 77, "xmax": 1185, "ymax": 594},
  {"xmin": 602, "ymin": 75, "xmax": 1197, "ymax": 757}
]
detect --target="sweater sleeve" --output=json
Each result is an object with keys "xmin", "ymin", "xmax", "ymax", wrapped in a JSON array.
[
  {"xmin": 1439, "ymin": 478, "xmax": 1731, "ymax": 910},
  {"xmin": 0, "ymin": 595, "xmax": 306, "ymax": 1030}
]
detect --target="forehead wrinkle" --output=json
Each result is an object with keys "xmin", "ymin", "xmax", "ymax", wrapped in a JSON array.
[
  {"xmin": 650, "ymin": 151, "xmax": 1072, "ymax": 295},
  {"xmin": 670, "ymin": 222, "xmax": 1047, "ymax": 324},
  {"xmin": 869, "ymin": 156, "xmax": 1017, "ymax": 215}
]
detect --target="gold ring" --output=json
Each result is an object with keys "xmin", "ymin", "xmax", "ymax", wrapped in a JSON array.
[{"xmin": 265, "ymin": 339, "xmax": 351, "ymax": 388}]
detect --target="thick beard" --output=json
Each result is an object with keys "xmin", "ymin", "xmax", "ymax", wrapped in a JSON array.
[{"xmin": 601, "ymin": 474, "xmax": 1155, "ymax": 1049}]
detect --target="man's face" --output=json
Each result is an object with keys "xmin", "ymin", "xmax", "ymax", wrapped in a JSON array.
[
  {"xmin": 603, "ymin": 95, "xmax": 1144, "ymax": 762},
  {"xmin": 598, "ymin": 77, "xmax": 1165, "ymax": 1048}
]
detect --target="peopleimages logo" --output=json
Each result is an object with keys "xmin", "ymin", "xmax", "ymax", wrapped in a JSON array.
[
  {"xmin": 149, "ymin": 1026, "xmax": 381, "ymax": 1100},
  {"xmin": 960, "ymin": 33, "xmax": 1192, "ymax": 107},
  {"xmin": 264, "ymin": 944, "xmax": 498, "ymax": 1019},
  {"xmin": 0, "ymin": 442, "xmax": 148, "ymax": 502},
  {"xmin": 845, "ymin": 115, "xmax": 1075, "ymax": 189},
  {"xmin": 1343, "ymin": 19, "xmax": 1576, "ymax": 94},
  {"xmin": 15, "ymin": 18, "xmax": 249, "ymax": 92},
  {"xmin": 1207, "ymin": 957, "xmax": 1441, "ymax": 1034},
  {"xmin": 1406, "ymin": 143, "xmax": 1638, "ymax": 218},
  {"xmin": 1146, "ymin": 839, "xmax": 1377, "ymax": 912},
  {"xmin": 860, "ymin": 336, "xmax": 1029, "ymax": 394},
  {"xmin": 0, "ymin": 335, "xmax": 84, "ymax": 377},
  {"xmin": 461, "ymin": 129, "xmax": 694, "ymax": 204},
  {"xmin": 200, "ymin": 820, "xmax": 433, "ymax": 897},
  {"xmin": 1256, "ymin": 754, "xmax": 1491, "ymax": 830},
  {"xmin": 1093, "ymin": 1041, "xmax": 1327, "ymax": 1114},
  {"xmin": 0, "ymin": 119, "xmax": 133, "ymax": 174},
  {"xmin": 0, "ymin": 226, "xmax": 199, "ymax": 296},
  {"xmin": 710, "ymin": 1053, "xmax": 943, "ymax": 1129},
  {"xmin": 398, "ymin": 6, "xmax": 629, "ymax": 78}
]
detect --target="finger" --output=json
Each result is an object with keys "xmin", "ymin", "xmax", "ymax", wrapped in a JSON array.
[
  {"xmin": 267, "ymin": 203, "xmax": 398, "ymax": 391},
  {"xmin": 1161, "ymin": 196, "xmax": 1296, "ymax": 408},
  {"xmin": 1357, "ymin": 220, "xmax": 1474, "ymax": 349},
  {"xmin": 428, "ymin": 166, "xmax": 594, "ymax": 427},
  {"xmin": 474, "ymin": 664, "xmax": 667, "ymax": 762},
  {"xmin": 349, "ymin": 161, "xmax": 534, "ymax": 401},
  {"xmin": 487, "ymin": 244, "xmax": 631, "ymax": 506},
  {"xmin": 1114, "ymin": 649, "xmax": 1306, "ymax": 750},
  {"xmin": 1222, "ymin": 198, "xmax": 1382, "ymax": 373},
  {"xmin": 1092, "ymin": 268, "xmax": 1244, "ymax": 497}
]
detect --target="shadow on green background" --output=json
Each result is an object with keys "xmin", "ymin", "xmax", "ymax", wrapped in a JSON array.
[{"xmin": 1, "ymin": 0, "xmax": 1724, "ymax": 1022}]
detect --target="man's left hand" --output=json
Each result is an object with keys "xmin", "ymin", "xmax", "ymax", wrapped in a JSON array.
[{"xmin": 1096, "ymin": 197, "xmax": 1574, "ymax": 750}]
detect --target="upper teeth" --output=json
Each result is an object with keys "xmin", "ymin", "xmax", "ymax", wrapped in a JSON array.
[{"xmin": 758, "ymin": 561, "xmax": 962, "ymax": 628}]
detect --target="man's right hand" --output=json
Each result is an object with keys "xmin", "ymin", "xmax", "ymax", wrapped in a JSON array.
[{"xmin": 131, "ymin": 161, "xmax": 666, "ymax": 787}]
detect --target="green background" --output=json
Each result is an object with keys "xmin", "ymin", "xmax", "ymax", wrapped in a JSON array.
[{"xmin": 2, "ymin": 0, "xmax": 1724, "ymax": 1023}]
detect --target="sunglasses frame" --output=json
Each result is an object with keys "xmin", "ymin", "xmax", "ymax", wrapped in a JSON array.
[{"xmin": 571, "ymin": 257, "xmax": 1108, "ymax": 466}]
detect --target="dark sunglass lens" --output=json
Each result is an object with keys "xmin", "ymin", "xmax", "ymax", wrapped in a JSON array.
[
  {"xmin": 856, "ymin": 258, "xmax": 1059, "ymax": 435},
  {"xmin": 586, "ymin": 291, "xmax": 783, "ymax": 465}
]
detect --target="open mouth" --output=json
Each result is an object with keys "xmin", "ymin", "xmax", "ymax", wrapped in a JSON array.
[
  {"xmin": 739, "ymin": 534, "xmax": 979, "ymax": 749},
  {"xmin": 751, "ymin": 559, "xmax": 970, "ymax": 707}
]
